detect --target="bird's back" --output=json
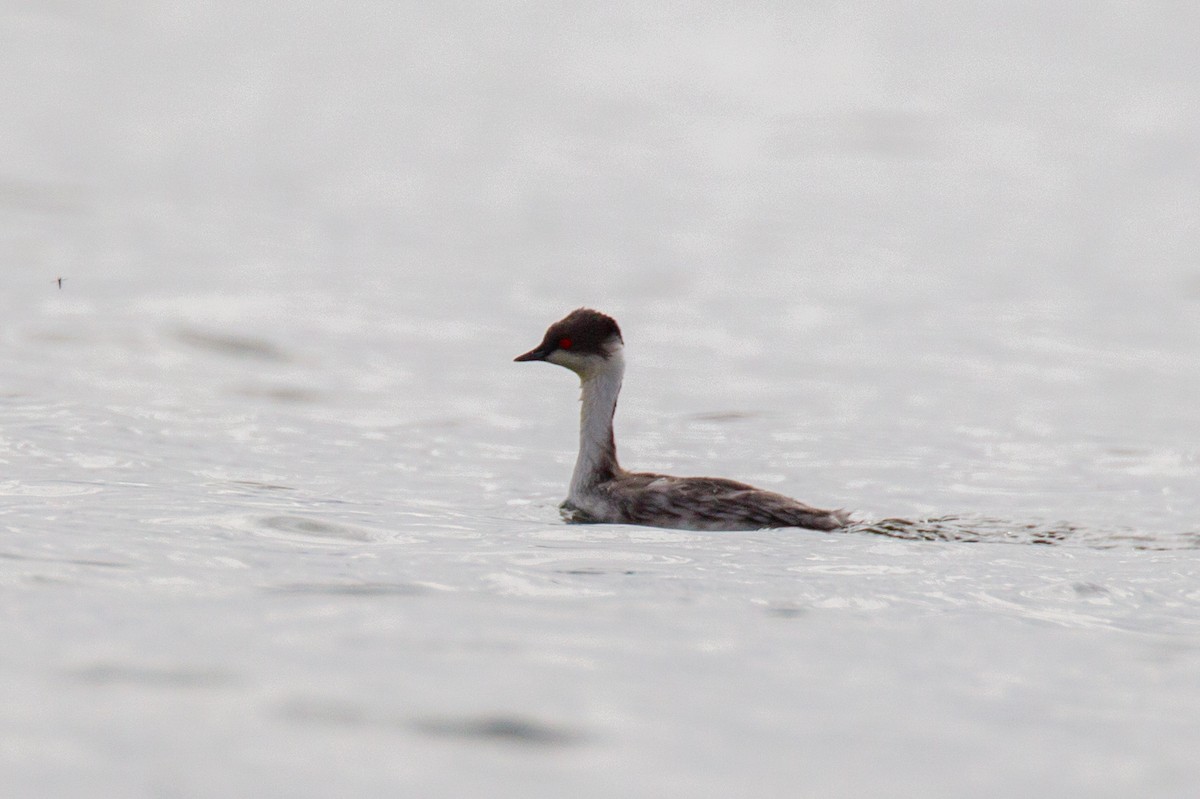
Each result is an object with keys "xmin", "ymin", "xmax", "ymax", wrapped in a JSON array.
[{"xmin": 565, "ymin": 471, "xmax": 849, "ymax": 532}]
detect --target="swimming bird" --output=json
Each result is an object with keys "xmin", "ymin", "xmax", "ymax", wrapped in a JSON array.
[{"xmin": 514, "ymin": 308, "xmax": 850, "ymax": 531}]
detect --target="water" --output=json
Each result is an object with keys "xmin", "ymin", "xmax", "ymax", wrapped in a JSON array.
[{"xmin": 3, "ymin": 2, "xmax": 1200, "ymax": 797}]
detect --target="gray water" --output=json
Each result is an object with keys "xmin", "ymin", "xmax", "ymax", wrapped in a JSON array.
[{"xmin": 3, "ymin": 3, "xmax": 1200, "ymax": 797}]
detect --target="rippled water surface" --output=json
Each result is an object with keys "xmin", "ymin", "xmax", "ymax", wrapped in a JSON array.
[{"xmin": 3, "ymin": 3, "xmax": 1200, "ymax": 797}]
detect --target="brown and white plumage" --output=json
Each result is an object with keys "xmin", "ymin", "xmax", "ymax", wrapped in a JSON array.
[{"xmin": 514, "ymin": 308, "xmax": 850, "ymax": 532}]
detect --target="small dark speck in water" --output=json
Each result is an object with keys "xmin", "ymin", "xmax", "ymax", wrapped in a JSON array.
[
  {"xmin": 1072, "ymin": 582, "xmax": 1111, "ymax": 597},
  {"xmin": 766, "ymin": 605, "xmax": 807, "ymax": 619}
]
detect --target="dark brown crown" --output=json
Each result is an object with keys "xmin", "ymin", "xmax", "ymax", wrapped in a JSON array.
[
  {"xmin": 514, "ymin": 308, "xmax": 623, "ymax": 362},
  {"xmin": 547, "ymin": 308, "xmax": 622, "ymax": 354}
]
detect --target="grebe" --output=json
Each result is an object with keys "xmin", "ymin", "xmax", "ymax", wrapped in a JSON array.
[{"xmin": 514, "ymin": 308, "xmax": 851, "ymax": 531}]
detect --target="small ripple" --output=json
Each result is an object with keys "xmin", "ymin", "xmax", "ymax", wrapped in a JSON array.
[
  {"xmin": 413, "ymin": 715, "xmax": 587, "ymax": 746},
  {"xmin": 174, "ymin": 328, "xmax": 290, "ymax": 362},
  {"xmin": 799, "ymin": 563, "xmax": 917, "ymax": 576},
  {"xmin": 258, "ymin": 515, "xmax": 375, "ymax": 543},
  {"xmin": 0, "ymin": 551, "xmax": 129, "ymax": 569},
  {"xmin": 689, "ymin": 410, "xmax": 760, "ymax": 422},
  {"xmin": 268, "ymin": 581, "xmax": 426, "ymax": 597},
  {"xmin": 0, "ymin": 480, "xmax": 104, "ymax": 497},
  {"xmin": 229, "ymin": 480, "xmax": 296, "ymax": 492},
  {"xmin": 69, "ymin": 663, "xmax": 237, "ymax": 688},
  {"xmin": 765, "ymin": 605, "xmax": 807, "ymax": 619},
  {"xmin": 232, "ymin": 385, "xmax": 320, "ymax": 404},
  {"xmin": 277, "ymin": 698, "xmax": 373, "ymax": 726},
  {"xmin": 277, "ymin": 700, "xmax": 588, "ymax": 746},
  {"xmin": 553, "ymin": 568, "xmax": 638, "ymax": 576},
  {"xmin": 514, "ymin": 547, "xmax": 693, "ymax": 567}
]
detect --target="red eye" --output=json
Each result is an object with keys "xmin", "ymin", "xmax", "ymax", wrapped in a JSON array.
[{"xmin": 558, "ymin": 337, "xmax": 573, "ymax": 350}]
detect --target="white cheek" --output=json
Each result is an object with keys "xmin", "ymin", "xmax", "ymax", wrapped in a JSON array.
[{"xmin": 547, "ymin": 350, "xmax": 599, "ymax": 375}]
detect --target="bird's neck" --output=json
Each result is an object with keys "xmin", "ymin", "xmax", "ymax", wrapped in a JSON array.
[{"xmin": 569, "ymin": 348, "xmax": 624, "ymax": 498}]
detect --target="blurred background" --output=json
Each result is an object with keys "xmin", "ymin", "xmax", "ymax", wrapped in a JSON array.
[{"xmin": 3, "ymin": 2, "xmax": 1200, "ymax": 797}]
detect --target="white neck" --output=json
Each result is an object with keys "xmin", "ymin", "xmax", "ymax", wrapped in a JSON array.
[{"xmin": 568, "ymin": 347, "xmax": 624, "ymax": 500}]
